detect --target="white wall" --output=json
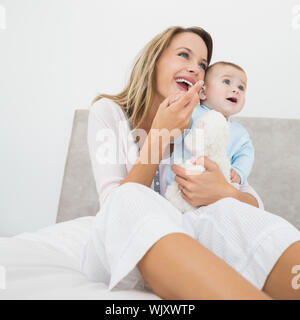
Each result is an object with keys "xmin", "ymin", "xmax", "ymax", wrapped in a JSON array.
[{"xmin": 0, "ymin": 0, "xmax": 299, "ymax": 236}]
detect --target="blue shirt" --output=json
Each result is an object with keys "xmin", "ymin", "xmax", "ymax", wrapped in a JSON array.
[{"xmin": 166, "ymin": 104, "xmax": 254, "ymax": 185}]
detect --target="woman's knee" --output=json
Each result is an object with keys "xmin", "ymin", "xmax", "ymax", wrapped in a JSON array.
[
  {"xmin": 208, "ymin": 197, "xmax": 241, "ymax": 217},
  {"xmin": 208, "ymin": 196, "xmax": 293, "ymax": 237},
  {"xmin": 99, "ymin": 182, "xmax": 169, "ymax": 224},
  {"xmin": 112, "ymin": 182, "xmax": 156, "ymax": 202},
  {"xmin": 217, "ymin": 197, "xmax": 240, "ymax": 206},
  {"xmin": 114, "ymin": 182, "xmax": 146, "ymax": 196},
  {"xmin": 212, "ymin": 196, "xmax": 263, "ymax": 217},
  {"xmin": 104, "ymin": 182, "xmax": 151, "ymax": 210}
]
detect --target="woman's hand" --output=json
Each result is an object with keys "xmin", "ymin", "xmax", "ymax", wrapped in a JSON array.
[
  {"xmin": 172, "ymin": 156, "xmax": 237, "ymax": 207},
  {"xmin": 151, "ymin": 80, "xmax": 204, "ymax": 142}
]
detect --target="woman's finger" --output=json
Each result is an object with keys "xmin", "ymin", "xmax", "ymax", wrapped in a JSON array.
[
  {"xmin": 178, "ymin": 82, "xmax": 203, "ymax": 121},
  {"xmin": 168, "ymin": 92, "xmax": 185, "ymax": 105},
  {"xmin": 170, "ymin": 80, "xmax": 203, "ymax": 110},
  {"xmin": 172, "ymin": 165, "xmax": 191, "ymax": 180},
  {"xmin": 180, "ymin": 190, "xmax": 193, "ymax": 203},
  {"xmin": 185, "ymin": 85, "xmax": 203, "ymax": 114},
  {"xmin": 174, "ymin": 175, "xmax": 191, "ymax": 192},
  {"xmin": 172, "ymin": 164, "xmax": 203, "ymax": 180}
]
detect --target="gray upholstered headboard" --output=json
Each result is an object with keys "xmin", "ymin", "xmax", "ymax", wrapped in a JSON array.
[{"xmin": 56, "ymin": 110, "xmax": 300, "ymax": 230}]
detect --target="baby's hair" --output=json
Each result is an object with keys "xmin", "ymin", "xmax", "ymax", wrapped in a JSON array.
[{"xmin": 205, "ymin": 61, "xmax": 246, "ymax": 78}]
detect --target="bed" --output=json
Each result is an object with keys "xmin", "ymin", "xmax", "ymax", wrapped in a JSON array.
[{"xmin": 1, "ymin": 110, "xmax": 299, "ymax": 299}]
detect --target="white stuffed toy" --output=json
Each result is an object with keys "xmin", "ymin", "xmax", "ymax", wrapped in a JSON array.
[{"xmin": 165, "ymin": 110, "xmax": 236, "ymax": 213}]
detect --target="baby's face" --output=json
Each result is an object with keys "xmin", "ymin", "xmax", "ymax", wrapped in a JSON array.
[{"xmin": 201, "ymin": 65, "xmax": 247, "ymax": 119}]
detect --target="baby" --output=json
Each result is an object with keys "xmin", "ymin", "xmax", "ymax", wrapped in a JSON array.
[{"xmin": 166, "ymin": 61, "xmax": 254, "ymax": 186}]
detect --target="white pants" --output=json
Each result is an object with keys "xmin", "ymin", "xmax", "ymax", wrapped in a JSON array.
[{"xmin": 80, "ymin": 182, "xmax": 300, "ymax": 292}]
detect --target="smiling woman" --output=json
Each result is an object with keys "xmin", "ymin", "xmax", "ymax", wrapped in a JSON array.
[
  {"xmin": 154, "ymin": 32, "xmax": 208, "ymax": 99},
  {"xmin": 81, "ymin": 26, "xmax": 300, "ymax": 300},
  {"xmin": 92, "ymin": 27, "xmax": 212, "ymax": 132}
]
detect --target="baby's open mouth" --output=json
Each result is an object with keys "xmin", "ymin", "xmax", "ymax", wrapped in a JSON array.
[{"xmin": 226, "ymin": 97, "xmax": 237, "ymax": 103}]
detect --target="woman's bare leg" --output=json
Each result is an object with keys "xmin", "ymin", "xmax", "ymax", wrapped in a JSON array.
[
  {"xmin": 137, "ymin": 233, "xmax": 271, "ymax": 300},
  {"xmin": 263, "ymin": 241, "xmax": 300, "ymax": 299}
]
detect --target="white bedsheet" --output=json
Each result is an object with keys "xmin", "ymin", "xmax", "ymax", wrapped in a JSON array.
[{"xmin": 0, "ymin": 217, "xmax": 159, "ymax": 300}]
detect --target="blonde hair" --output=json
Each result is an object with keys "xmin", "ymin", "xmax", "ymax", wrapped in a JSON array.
[{"xmin": 93, "ymin": 26, "xmax": 213, "ymax": 129}]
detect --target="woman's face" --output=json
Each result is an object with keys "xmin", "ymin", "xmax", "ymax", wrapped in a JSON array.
[{"xmin": 154, "ymin": 32, "xmax": 208, "ymax": 103}]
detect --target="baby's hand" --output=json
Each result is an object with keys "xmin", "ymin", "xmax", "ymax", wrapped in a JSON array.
[{"xmin": 230, "ymin": 168, "xmax": 241, "ymax": 184}]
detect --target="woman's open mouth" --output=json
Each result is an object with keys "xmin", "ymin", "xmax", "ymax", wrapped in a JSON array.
[{"xmin": 175, "ymin": 78, "xmax": 193, "ymax": 92}]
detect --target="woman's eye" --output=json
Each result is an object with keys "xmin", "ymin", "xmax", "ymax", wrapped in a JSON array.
[
  {"xmin": 223, "ymin": 79, "xmax": 230, "ymax": 85},
  {"xmin": 179, "ymin": 52, "xmax": 189, "ymax": 58},
  {"xmin": 238, "ymin": 85, "xmax": 245, "ymax": 91},
  {"xmin": 179, "ymin": 52, "xmax": 207, "ymax": 70}
]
